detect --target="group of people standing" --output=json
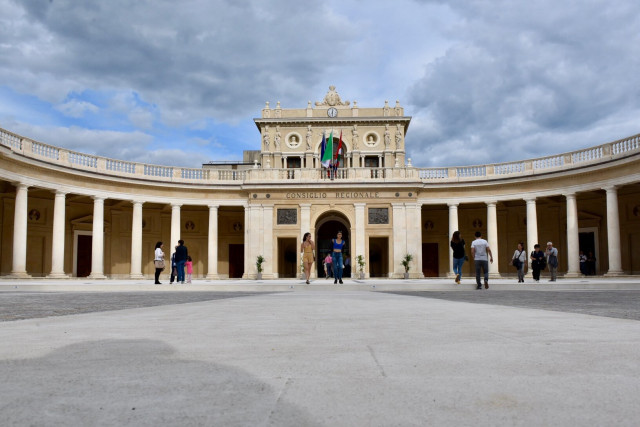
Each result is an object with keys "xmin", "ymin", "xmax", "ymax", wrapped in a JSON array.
[
  {"xmin": 153, "ymin": 240, "xmax": 192, "ymax": 285},
  {"xmin": 450, "ymin": 231, "xmax": 561, "ymax": 288},
  {"xmin": 301, "ymin": 231, "xmax": 346, "ymax": 284}
]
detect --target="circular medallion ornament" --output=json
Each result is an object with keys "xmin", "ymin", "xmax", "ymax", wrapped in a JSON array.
[{"xmin": 327, "ymin": 107, "xmax": 338, "ymax": 118}]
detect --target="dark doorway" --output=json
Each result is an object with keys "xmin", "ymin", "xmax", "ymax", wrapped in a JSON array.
[
  {"xmin": 315, "ymin": 214, "xmax": 350, "ymax": 278},
  {"xmin": 286, "ymin": 158, "xmax": 301, "ymax": 168},
  {"xmin": 77, "ymin": 235, "xmax": 92, "ymax": 277},
  {"xmin": 369, "ymin": 237, "xmax": 388, "ymax": 278},
  {"xmin": 228, "ymin": 244, "xmax": 244, "ymax": 278},
  {"xmin": 422, "ymin": 243, "xmax": 439, "ymax": 277},
  {"xmin": 579, "ymin": 232, "xmax": 597, "ymax": 275},
  {"xmin": 278, "ymin": 238, "xmax": 298, "ymax": 278}
]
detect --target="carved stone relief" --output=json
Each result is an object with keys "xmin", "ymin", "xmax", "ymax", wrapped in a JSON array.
[
  {"xmin": 368, "ymin": 208, "xmax": 389, "ymax": 224},
  {"xmin": 277, "ymin": 209, "xmax": 297, "ymax": 225}
]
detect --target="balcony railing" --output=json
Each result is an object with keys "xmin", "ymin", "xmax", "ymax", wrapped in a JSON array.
[{"xmin": 1, "ymin": 126, "xmax": 639, "ymax": 185}]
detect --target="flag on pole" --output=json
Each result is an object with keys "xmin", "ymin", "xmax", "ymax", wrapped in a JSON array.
[
  {"xmin": 320, "ymin": 132, "xmax": 326, "ymax": 164},
  {"xmin": 321, "ymin": 130, "xmax": 333, "ymax": 168},
  {"xmin": 334, "ymin": 131, "xmax": 343, "ymax": 168}
]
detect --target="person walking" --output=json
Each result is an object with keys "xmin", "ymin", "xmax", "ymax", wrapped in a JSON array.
[
  {"xmin": 331, "ymin": 231, "xmax": 346, "ymax": 284},
  {"xmin": 450, "ymin": 231, "xmax": 466, "ymax": 284},
  {"xmin": 324, "ymin": 253, "xmax": 333, "ymax": 279},
  {"xmin": 174, "ymin": 239, "xmax": 188, "ymax": 284},
  {"xmin": 545, "ymin": 241, "xmax": 558, "ymax": 282},
  {"xmin": 471, "ymin": 231, "xmax": 493, "ymax": 289},
  {"xmin": 300, "ymin": 232, "xmax": 316, "ymax": 284},
  {"xmin": 512, "ymin": 242, "xmax": 527, "ymax": 283},
  {"xmin": 185, "ymin": 256, "xmax": 193, "ymax": 284},
  {"xmin": 530, "ymin": 244, "xmax": 545, "ymax": 282},
  {"xmin": 153, "ymin": 241, "xmax": 165, "ymax": 285}
]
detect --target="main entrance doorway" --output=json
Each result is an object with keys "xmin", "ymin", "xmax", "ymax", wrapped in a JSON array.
[{"xmin": 315, "ymin": 212, "xmax": 350, "ymax": 278}]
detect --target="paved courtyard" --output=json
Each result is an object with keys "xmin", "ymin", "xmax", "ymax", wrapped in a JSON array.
[{"xmin": 0, "ymin": 281, "xmax": 639, "ymax": 425}]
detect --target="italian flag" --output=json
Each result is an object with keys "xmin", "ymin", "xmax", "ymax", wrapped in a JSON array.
[{"xmin": 321, "ymin": 130, "xmax": 333, "ymax": 168}]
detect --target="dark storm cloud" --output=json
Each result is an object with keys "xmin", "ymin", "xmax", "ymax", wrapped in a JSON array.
[
  {"xmin": 406, "ymin": 0, "xmax": 640, "ymax": 167},
  {"xmin": 4, "ymin": 0, "xmax": 354, "ymax": 123}
]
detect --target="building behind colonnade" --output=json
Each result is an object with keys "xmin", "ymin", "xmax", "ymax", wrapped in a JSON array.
[{"xmin": 1, "ymin": 86, "xmax": 640, "ymax": 280}]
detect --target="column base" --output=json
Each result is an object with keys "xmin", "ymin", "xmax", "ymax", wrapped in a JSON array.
[
  {"xmin": 5, "ymin": 272, "xmax": 32, "ymax": 279},
  {"xmin": 47, "ymin": 272, "xmax": 70, "ymax": 279},
  {"xmin": 489, "ymin": 273, "xmax": 502, "ymax": 279},
  {"xmin": 129, "ymin": 273, "xmax": 145, "ymax": 279},
  {"xmin": 564, "ymin": 272, "xmax": 581, "ymax": 278},
  {"xmin": 205, "ymin": 273, "xmax": 220, "ymax": 280},
  {"xmin": 604, "ymin": 271, "xmax": 624, "ymax": 277},
  {"xmin": 87, "ymin": 273, "xmax": 107, "ymax": 279}
]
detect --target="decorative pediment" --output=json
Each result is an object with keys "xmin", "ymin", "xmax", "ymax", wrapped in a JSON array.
[{"xmin": 315, "ymin": 85, "xmax": 350, "ymax": 107}]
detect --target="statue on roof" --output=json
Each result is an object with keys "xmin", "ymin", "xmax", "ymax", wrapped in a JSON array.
[{"xmin": 315, "ymin": 85, "xmax": 350, "ymax": 107}]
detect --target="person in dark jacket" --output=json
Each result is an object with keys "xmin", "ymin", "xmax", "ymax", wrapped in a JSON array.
[
  {"xmin": 174, "ymin": 240, "xmax": 189, "ymax": 284},
  {"xmin": 450, "ymin": 231, "xmax": 466, "ymax": 284}
]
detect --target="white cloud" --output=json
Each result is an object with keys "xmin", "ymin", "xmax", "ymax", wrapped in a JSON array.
[{"xmin": 55, "ymin": 99, "xmax": 99, "ymax": 118}]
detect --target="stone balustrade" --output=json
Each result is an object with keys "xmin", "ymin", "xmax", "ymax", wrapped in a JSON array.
[{"xmin": 1, "ymin": 126, "xmax": 639, "ymax": 185}]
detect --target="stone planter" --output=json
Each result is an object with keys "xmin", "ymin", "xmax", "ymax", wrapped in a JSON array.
[
  {"xmin": 403, "ymin": 272, "xmax": 409, "ymax": 279},
  {"xmin": 359, "ymin": 272, "xmax": 365, "ymax": 280},
  {"xmin": 256, "ymin": 273, "xmax": 262, "ymax": 280}
]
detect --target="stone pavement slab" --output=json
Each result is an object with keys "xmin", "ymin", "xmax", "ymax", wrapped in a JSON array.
[{"xmin": 0, "ymin": 290, "xmax": 639, "ymax": 426}]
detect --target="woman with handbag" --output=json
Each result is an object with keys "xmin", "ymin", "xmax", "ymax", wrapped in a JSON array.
[
  {"xmin": 154, "ymin": 241, "xmax": 165, "ymax": 285},
  {"xmin": 511, "ymin": 242, "xmax": 527, "ymax": 283}
]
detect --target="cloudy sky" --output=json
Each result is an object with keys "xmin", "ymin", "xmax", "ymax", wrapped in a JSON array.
[{"xmin": 1, "ymin": 0, "xmax": 639, "ymax": 168}]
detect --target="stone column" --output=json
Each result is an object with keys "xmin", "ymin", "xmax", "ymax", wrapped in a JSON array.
[
  {"xmin": 448, "ymin": 203, "xmax": 459, "ymax": 278},
  {"xmin": 406, "ymin": 203, "xmax": 423, "ymax": 278},
  {"xmin": 206, "ymin": 205, "xmax": 219, "ymax": 279},
  {"xmin": 354, "ymin": 203, "xmax": 366, "ymax": 278},
  {"xmin": 392, "ymin": 203, "xmax": 407, "ymax": 278},
  {"xmin": 604, "ymin": 186, "xmax": 623, "ymax": 275},
  {"xmin": 88, "ymin": 196, "xmax": 107, "ymax": 279},
  {"xmin": 170, "ymin": 204, "xmax": 181, "ymax": 254},
  {"xmin": 263, "ymin": 205, "xmax": 274, "ymax": 278},
  {"xmin": 130, "ymin": 201, "xmax": 144, "ymax": 279},
  {"xmin": 48, "ymin": 190, "xmax": 68, "ymax": 278},
  {"xmin": 525, "ymin": 198, "xmax": 538, "ymax": 277},
  {"xmin": 300, "ymin": 204, "xmax": 311, "ymax": 279},
  {"xmin": 565, "ymin": 193, "xmax": 580, "ymax": 277},
  {"xmin": 487, "ymin": 201, "xmax": 500, "ymax": 278},
  {"xmin": 242, "ymin": 204, "xmax": 251, "ymax": 279},
  {"xmin": 10, "ymin": 183, "xmax": 30, "ymax": 278}
]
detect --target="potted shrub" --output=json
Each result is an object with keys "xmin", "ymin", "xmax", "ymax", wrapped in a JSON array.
[
  {"xmin": 356, "ymin": 255, "xmax": 366, "ymax": 279},
  {"xmin": 401, "ymin": 254, "xmax": 413, "ymax": 279},
  {"xmin": 256, "ymin": 255, "xmax": 265, "ymax": 280}
]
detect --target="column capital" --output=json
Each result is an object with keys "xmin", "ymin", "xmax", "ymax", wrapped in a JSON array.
[
  {"xmin": 485, "ymin": 201, "xmax": 498, "ymax": 207},
  {"xmin": 13, "ymin": 182, "xmax": 29, "ymax": 190},
  {"xmin": 564, "ymin": 192, "xmax": 576, "ymax": 200},
  {"xmin": 92, "ymin": 195, "xmax": 105, "ymax": 202},
  {"xmin": 53, "ymin": 190, "xmax": 68, "ymax": 196},
  {"xmin": 447, "ymin": 202, "xmax": 459, "ymax": 208},
  {"xmin": 524, "ymin": 197, "xmax": 537, "ymax": 204},
  {"xmin": 207, "ymin": 204, "xmax": 219, "ymax": 210},
  {"xmin": 171, "ymin": 203, "xmax": 182, "ymax": 209},
  {"xmin": 602, "ymin": 185, "xmax": 618, "ymax": 193},
  {"xmin": 353, "ymin": 202, "xmax": 366, "ymax": 208},
  {"xmin": 299, "ymin": 203, "xmax": 312, "ymax": 208},
  {"xmin": 131, "ymin": 200, "xmax": 145, "ymax": 206}
]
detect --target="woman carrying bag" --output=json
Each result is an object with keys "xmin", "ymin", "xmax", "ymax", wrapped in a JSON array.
[
  {"xmin": 154, "ymin": 241, "xmax": 165, "ymax": 285},
  {"xmin": 511, "ymin": 242, "xmax": 527, "ymax": 283}
]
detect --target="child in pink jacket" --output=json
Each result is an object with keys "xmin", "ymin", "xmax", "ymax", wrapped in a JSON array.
[{"xmin": 185, "ymin": 256, "xmax": 193, "ymax": 284}]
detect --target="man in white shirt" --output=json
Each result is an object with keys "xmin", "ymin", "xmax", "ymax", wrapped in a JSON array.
[
  {"xmin": 545, "ymin": 241, "xmax": 558, "ymax": 282},
  {"xmin": 471, "ymin": 231, "xmax": 494, "ymax": 289}
]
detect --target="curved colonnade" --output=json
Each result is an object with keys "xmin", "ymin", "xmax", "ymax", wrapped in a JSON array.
[{"xmin": 1, "ymin": 126, "xmax": 639, "ymax": 279}]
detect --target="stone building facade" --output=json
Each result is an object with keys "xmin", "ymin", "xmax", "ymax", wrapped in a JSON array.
[{"xmin": 1, "ymin": 86, "xmax": 639, "ymax": 280}]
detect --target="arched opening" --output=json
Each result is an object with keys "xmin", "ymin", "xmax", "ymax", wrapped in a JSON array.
[
  {"xmin": 316, "ymin": 136, "xmax": 349, "ymax": 168},
  {"xmin": 315, "ymin": 211, "xmax": 351, "ymax": 278}
]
